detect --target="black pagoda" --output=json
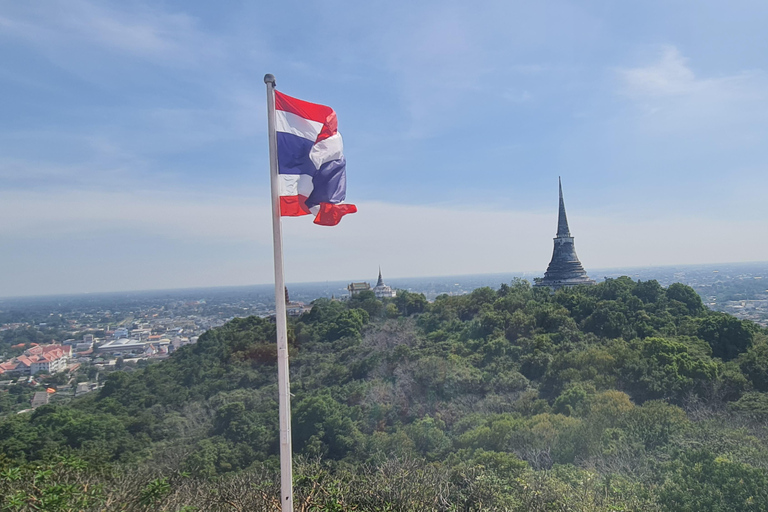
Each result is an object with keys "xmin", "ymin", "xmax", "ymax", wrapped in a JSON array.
[{"xmin": 535, "ymin": 178, "xmax": 595, "ymax": 290}]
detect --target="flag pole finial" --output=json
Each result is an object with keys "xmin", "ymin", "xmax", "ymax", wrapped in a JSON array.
[{"xmin": 264, "ymin": 74, "xmax": 276, "ymax": 85}]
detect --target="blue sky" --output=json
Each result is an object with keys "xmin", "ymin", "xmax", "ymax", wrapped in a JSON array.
[{"xmin": 1, "ymin": 0, "xmax": 768, "ymax": 296}]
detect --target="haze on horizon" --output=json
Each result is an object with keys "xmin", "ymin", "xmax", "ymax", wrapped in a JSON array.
[{"xmin": 1, "ymin": 1, "xmax": 767, "ymax": 297}]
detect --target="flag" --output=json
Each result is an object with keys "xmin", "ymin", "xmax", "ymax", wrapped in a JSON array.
[{"xmin": 275, "ymin": 91, "xmax": 357, "ymax": 226}]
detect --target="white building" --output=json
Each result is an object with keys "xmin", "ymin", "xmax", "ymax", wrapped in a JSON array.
[
  {"xmin": 373, "ymin": 268, "xmax": 396, "ymax": 298},
  {"xmin": 98, "ymin": 338, "xmax": 171, "ymax": 354},
  {"xmin": 14, "ymin": 345, "xmax": 71, "ymax": 375}
]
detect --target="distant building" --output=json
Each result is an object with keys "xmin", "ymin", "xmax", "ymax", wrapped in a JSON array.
[
  {"xmin": 534, "ymin": 178, "xmax": 595, "ymax": 290},
  {"xmin": 75, "ymin": 338, "xmax": 94, "ymax": 351},
  {"xmin": 0, "ymin": 362, "xmax": 19, "ymax": 375},
  {"xmin": 373, "ymin": 268, "xmax": 397, "ymax": 298},
  {"xmin": 170, "ymin": 336, "xmax": 195, "ymax": 351},
  {"xmin": 287, "ymin": 303, "xmax": 312, "ymax": 316},
  {"xmin": 0, "ymin": 344, "xmax": 71, "ymax": 376},
  {"xmin": 31, "ymin": 391, "xmax": 50, "ymax": 408},
  {"xmin": 98, "ymin": 338, "xmax": 171, "ymax": 354},
  {"xmin": 131, "ymin": 328, "xmax": 151, "ymax": 340},
  {"xmin": 75, "ymin": 382, "xmax": 97, "ymax": 396},
  {"xmin": 347, "ymin": 282, "xmax": 371, "ymax": 296},
  {"xmin": 283, "ymin": 287, "xmax": 312, "ymax": 316}
]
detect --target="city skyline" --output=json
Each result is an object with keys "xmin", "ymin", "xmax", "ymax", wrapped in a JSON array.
[{"xmin": 2, "ymin": 1, "xmax": 768, "ymax": 296}]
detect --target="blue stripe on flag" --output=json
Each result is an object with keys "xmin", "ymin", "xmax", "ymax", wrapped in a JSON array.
[
  {"xmin": 305, "ymin": 157, "xmax": 347, "ymax": 208},
  {"xmin": 277, "ymin": 132, "xmax": 316, "ymax": 176}
]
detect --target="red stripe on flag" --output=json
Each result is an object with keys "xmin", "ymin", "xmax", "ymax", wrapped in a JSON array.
[
  {"xmin": 313, "ymin": 202, "xmax": 357, "ymax": 226},
  {"xmin": 280, "ymin": 195, "xmax": 311, "ymax": 216},
  {"xmin": 275, "ymin": 91, "xmax": 337, "ymax": 143}
]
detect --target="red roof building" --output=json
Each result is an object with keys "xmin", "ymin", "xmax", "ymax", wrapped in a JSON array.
[{"xmin": 1, "ymin": 344, "xmax": 72, "ymax": 375}]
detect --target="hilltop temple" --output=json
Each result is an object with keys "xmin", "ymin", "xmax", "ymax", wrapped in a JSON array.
[
  {"xmin": 534, "ymin": 178, "xmax": 595, "ymax": 290},
  {"xmin": 372, "ymin": 268, "xmax": 396, "ymax": 298},
  {"xmin": 348, "ymin": 268, "xmax": 397, "ymax": 298}
]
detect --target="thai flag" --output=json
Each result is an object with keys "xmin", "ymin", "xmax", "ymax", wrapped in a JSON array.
[{"xmin": 275, "ymin": 91, "xmax": 357, "ymax": 226}]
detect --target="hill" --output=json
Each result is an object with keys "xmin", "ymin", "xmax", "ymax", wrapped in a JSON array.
[{"xmin": 2, "ymin": 277, "xmax": 768, "ymax": 511}]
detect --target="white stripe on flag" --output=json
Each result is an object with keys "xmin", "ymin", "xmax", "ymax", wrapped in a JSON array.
[
  {"xmin": 297, "ymin": 174, "xmax": 314, "ymax": 196},
  {"xmin": 278, "ymin": 175, "xmax": 299, "ymax": 196},
  {"xmin": 309, "ymin": 133, "xmax": 344, "ymax": 169},
  {"xmin": 275, "ymin": 110, "xmax": 323, "ymax": 142},
  {"xmin": 278, "ymin": 174, "xmax": 314, "ymax": 197}
]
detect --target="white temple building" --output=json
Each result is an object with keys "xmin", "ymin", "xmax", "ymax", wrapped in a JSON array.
[{"xmin": 373, "ymin": 268, "xmax": 396, "ymax": 298}]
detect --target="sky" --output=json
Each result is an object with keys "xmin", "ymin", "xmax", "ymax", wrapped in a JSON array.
[{"xmin": 1, "ymin": 0, "xmax": 768, "ymax": 297}]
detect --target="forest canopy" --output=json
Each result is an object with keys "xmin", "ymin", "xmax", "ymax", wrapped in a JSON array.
[{"xmin": 2, "ymin": 277, "xmax": 768, "ymax": 511}]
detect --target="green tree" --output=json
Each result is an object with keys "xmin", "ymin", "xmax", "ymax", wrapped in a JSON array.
[
  {"xmin": 633, "ymin": 279, "xmax": 664, "ymax": 304},
  {"xmin": 292, "ymin": 394, "xmax": 360, "ymax": 459},
  {"xmin": 738, "ymin": 337, "xmax": 768, "ymax": 390},
  {"xmin": 624, "ymin": 400, "xmax": 688, "ymax": 450},
  {"xmin": 347, "ymin": 290, "xmax": 384, "ymax": 319},
  {"xmin": 394, "ymin": 291, "xmax": 428, "ymax": 316},
  {"xmin": 666, "ymin": 282, "xmax": 705, "ymax": 315},
  {"xmin": 659, "ymin": 450, "xmax": 768, "ymax": 512},
  {"xmin": 729, "ymin": 392, "xmax": 768, "ymax": 419},
  {"xmin": 405, "ymin": 415, "xmax": 451, "ymax": 460},
  {"xmin": 698, "ymin": 312, "xmax": 754, "ymax": 361},
  {"xmin": 325, "ymin": 308, "xmax": 369, "ymax": 342}
]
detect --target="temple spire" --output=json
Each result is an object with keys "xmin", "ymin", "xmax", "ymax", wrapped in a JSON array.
[
  {"xmin": 373, "ymin": 267, "xmax": 396, "ymax": 298},
  {"xmin": 557, "ymin": 176, "xmax": 571, "ymax": 238},
  {"xmin": 534, "ymin": 178, "xmax": 594, "ymax": 290}
]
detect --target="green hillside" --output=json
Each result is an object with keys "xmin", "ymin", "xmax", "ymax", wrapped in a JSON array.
[{"xmin": 2, "ymin": 278, "xmax": 768, "ymax": 511}]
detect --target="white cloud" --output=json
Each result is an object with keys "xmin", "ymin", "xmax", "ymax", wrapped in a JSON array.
[
  {"xmin": 368, "ymin": 2, "xmax": 592, "ymax": 138},
  {"xmin": 0, "ymin": 189, "xmax": 270, "ymax": 241},
  {"xmin": 618, "ymin": 46, "xmax": 697, "ymax": 97},
  {"xmin": 611, "ymin": 45, "xmax": 768, "ymax": 154},
  {"xmin": 0, "ymin": 0, "xmax": 221, "ymax": 66},
  {"xmin": 63, "ymin": 4, "xmax": 199, "ymax": 59},
  {"xmin": 0, "ymin": 1, "xmax": 267, "ymax": 192},
  {"xmin": 271, "ymin": 0, "xmax": 573, "ymax": 144},
  {"xmin": 2, "ymin": 186, "xmax": 767, "ymax": 296},
  {"xmin": 617, "ymin": 45, "xmax": 766, "ymax": 103},
  {"xmin": 577, "ymin": 214, "xmax": 768, "ymax": 270}
]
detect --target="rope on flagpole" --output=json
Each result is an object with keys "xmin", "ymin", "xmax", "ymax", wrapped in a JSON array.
[{"xmin": 264, "ymin": 73, "xmax": 294, "ymax": 512}]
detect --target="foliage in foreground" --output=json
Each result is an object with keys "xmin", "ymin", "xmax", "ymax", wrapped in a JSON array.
[
  {"xmin": 0, "ymin": 455, "xmax": 660, "ymax": 512},
  {"xmin": 2, "ymin": 278, "xmax": 768, "ymax": 510}
]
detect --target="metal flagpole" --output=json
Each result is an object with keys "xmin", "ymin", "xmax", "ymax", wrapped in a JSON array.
[{"xmin": 264, "ymin": 73, "xmax": 294, "ymax": 512}]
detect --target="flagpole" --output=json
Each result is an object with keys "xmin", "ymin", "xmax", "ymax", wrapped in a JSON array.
[{"xmin": 264, "ymin": 73, "xmax": 294, "ymax": 512}]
